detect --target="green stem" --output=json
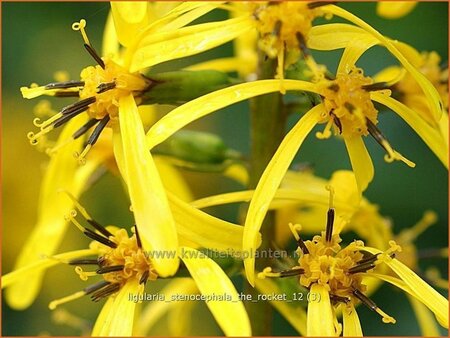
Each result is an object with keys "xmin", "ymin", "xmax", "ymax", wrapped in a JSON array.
[{"xmin": 244, "ymin": 54, "xmax": 287, "ymax": 336}]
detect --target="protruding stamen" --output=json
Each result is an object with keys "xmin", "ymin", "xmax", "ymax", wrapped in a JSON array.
[
  {"xmin": 396, "ymin": 211, "xmax": 437, "ymax": 244},
  {"xmin": 96, "ymin": 265, "xmax": 124, "ymax": 274},
  {"xmin": 90, "ymin": 283, "xmax": 121, "ymax": 302},
  {"xmin": 97, "ymin": 81, "xmax": 116, "ymax": 94},
  {"xmin": 84, "ymin": 44, "xmax": 105, "ymax": 69},
  {"xmin": 353, "ymin": 289, "xmax": 396, "ymax": 324},
  {"xmin": 54, "ymin": 91, "xmax": 80, "ymax": 98},
  {"xmin": 75, "ymin": 266, "xmax": 97, "ymax": 281},
  {"xmin": 332, "ymin": 114, "xmax": 342, "ymax": 134},
  {"xmin": 134, "ymin": 225, "xmax": 142, "ymax": 249},
  {"xmin": 33, "ymin": 112, "xmax": 63, "ymax": 128},
  {"xmin": 49, "ymin": 291, "xmax": 85, "ymax": 310},
  {"xmin": 72, "ymin": 19, "xmax": 104, "ymax": 67},
  {"xmin": 75, "ymin": 115, "xmax": 110, "ymax": 164},
  {"xmin": 45, "ymin": 80, "xmax": 84, "ymax": 90},
  {"xmin": 139, "ymin": 270, "xmax": 150, "ymax": 285},
  {"xmin": 330, "ymin": 294, "xmax": 350, "ymax": 304},
  {"xmin": 83, "ymin": 280, "xmax": 111, "ymax": 295},
  {"xmin": 325, "ymin": 185, "xmax": 335, "ymax": 242},
  {"xmin": 348, "ymin": 262, "xmax": 375, "ymax": 274},
  {"xmin": 72, "ymin": 118, "xmax": 99, "ymax": 140},
  {"xmin": 278, "ymin": 268, "xmax": 304, "ymax": 278},
  {"xmin": 289, "ymin": 223, "xmax": 309, "ymax": 254},
  {"xmin": 361, "ymin": 82, "xmax": 390, "ymax": 92},
  {"xmin": 61, "ymin": 97, "xmax": 96, "ymax": 115},
  {"xmin": 316, "ymin": 118, "xmax": 333, "ymax": 139},
  {"xmin": 366, "ymin": 118, "xmax": 415, "ymax": 168},
  {"xmin": 257, "ymin": 267, "xmax": 281, "ymax": 279},
  {"xmin": 69, "ymin": 259, "xmax": 99, "ymax": 265}
]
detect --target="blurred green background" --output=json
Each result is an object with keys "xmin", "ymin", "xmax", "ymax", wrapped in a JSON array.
[{"xmin": 2, "ymin": 2, "xmax": 448, "ymax": 336}]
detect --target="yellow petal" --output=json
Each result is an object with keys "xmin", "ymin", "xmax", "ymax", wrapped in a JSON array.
[
  {"xmin": 116, "ymin": 95, "xmax": 179, "ymax": 277},
  {"xmin": 308, "ymin": 23, "xmax": 370, "ymax": 50},
  {"xmin": 377, "ymin": 2, "xmax": 418, "ymax": 19},
  {"xmin": 244, "ymin": 105, "xmax": 323, "ymax": 286},
  {"xmin": 93, "ymin": 279, "xmax": 143, "ymax": 336},
  {"xmin": 342, "ymin": 303, "xmax": 363, "ymax": 337},
  {"xmin": 255, "ymin": 278, "xmax": 307, "ymax": 335},
  {"xmin": 102, "ymin": 11, "xmax": 120, "ymax": 59},
  {"xmin": 168, "ymin": 191, "xmax": 256, "ymax": 254},
  {"xmin": 364, "ymin": 252, "xmax": 448, "ymax": 328},
  {"xmin": 344, "ymin": 135, "xmax": 374, "ymax": 193},
  {"xmin": 179, "ymin": 247, "xmax": 251, "ymax": 336},
  {"xmin": 136, "ymin": 278, "xmax": 198, "ymax": 335},
  {"xmin": 2, "ymin": 249, "xmax": 94, "ymax": 289},
  {"xmin": 110, "ymin": 2, "xmax": 149, "ymax": 47},
  {"xmin": 323, "ymin": 5, "xmax": 443, "ymax": 122},
  {"xmin": 337, "ymin": 35, "xmax": 378, "ymax": 74},
  {"xmin": 185, "ymin": 57, "xmax": 246, "ymax": 73},
  {"xmin": 5, "ymin": 116, "xmax": 100, "ymax": 310},
  {"xmin": 407, "ymin": 294, "xmax": 441, "ymax": 337},
  {"xmin": 307, "ymin": 284, "xmax": 336, "ymax": 336},
  {"xmin": 371, "ymin": 93, "xmax": 448, "ymax": 168},
  {"xmin": 130, "ymin": 16, "xmax": 253, "ymax": 72},
  {"xmin": 154, "ymin": 156, "xmax": 193, "ymax": 202},
  {"xmin": 146, "ymin": 79, "xmax": 318, "ymax": 149}
]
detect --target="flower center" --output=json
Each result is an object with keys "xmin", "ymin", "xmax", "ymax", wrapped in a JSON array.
[{"xmin": 317, "ymin": 68, "xmax": 378, "ymax": 138}]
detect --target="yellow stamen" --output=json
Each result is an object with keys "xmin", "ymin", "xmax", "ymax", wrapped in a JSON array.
[
  {"xmin": 316, "ymin": 118, "xmax": 333, "ymax": 139},
  {"xmin": 325, "ymin": 185, "xmax": 335, "ymax": 209},
  {"xmin": 72, "ymin": 19, "xmax": 90, "ymax": 46},
  {"xmin": 65, "ymin": 210, "xmax": 85, "ymax": 233},
  {"xmin": 288, "ymin": 223, "xmax": 302, "ymax": 242},
  {"xmin": 27, "ymin": 123, "xmax": 56, "ymax": 145},
  {"xmin": 61, "ymin": 190, "xmax": 95, "ymax": 221},
  {"xmin": 258, "ymin": 267, "xmax": 281, "ymax": 279},
  {"xmin": 74, "ymin": 266, "xmax": 97, "ymax": 281},
  {"xmin": 33, "ymin": 112, "xmax": 63, "ymax": 128},
  {"xmin": 381, "ymin": 140, "xmax": 416, "ymax": 167},
  {"xmin": 49, "ymin": 291, "xmax": 86, "ymax": 310},
  {"xmin": 375, "ymin": 307, "xmax": 396, "ymax": 324},
  {"xmin": 397, "ymin": 211, "xmax": 437, "ymax": 244},
  {"xmin": 74, "ymin": 144, "xmax": 92, "ymax": 165}
]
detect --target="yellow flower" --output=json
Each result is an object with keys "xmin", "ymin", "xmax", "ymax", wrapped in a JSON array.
[
  {"xmin": 2, "ymin": 200, "xmax": 251, "ymax": 336},
  {"xmin": 17, "ymin": 2, "xmax": 253, "ymax": 294},
  {"xmin": 376, "ymin": 2, "xmax": 418, "ymax": 19},
  {"xmin": 258, "ymin": 187, "xmax": 448, "ymax": 336}
]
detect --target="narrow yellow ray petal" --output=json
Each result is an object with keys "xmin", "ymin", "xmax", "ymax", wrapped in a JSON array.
[
  {"xmin": 102, "ymin": 11, "xmax": 120, "ymax": 59},
  {"xmin": 323, "ymin": 5, "xmax": 443, "ymax": 122},
  {"xmin": 136, "ymin": 278, "xmax": 198, "ymax": 335},
  {"xmin": 5, "ymin": 116, "xmax": 99, "ymax": 310},
  {"xmin": 363, "ymin": 251, "xmax": 448, "ymax": 328},
  {"xmin": 344, "ymin": 135, "xmax": 374, "ymax": 193},
  {"xmin": 337, "ymin": 35, "xmax": 378, "ymax": 74},
  {"xmin": 377, "ymin": 2, "xmax": 418, "ymax": 19},
  {"xmin": 110, "ymin": 2, "xmax": 149, "ymax": 47},
  {"xmin": 168, "ymin": 191, "xmax": 256, "ymax": 254},
  {"xmin": 94, "ymin": 279, "xmax": 143, "ymax": 336},
  {"xmin": 146, "ymin": 80, "xmax": 318, "ymax": 149},
  {"xmin": 130, "ymin": 16, "xmax": 253, "ymax": 72},
  {"xmin": 307, "ymin": 284, "xmax": 336, "ymax": 336},
  {"xmin": 117, "ymin": 95, "xmax": 179, "ymax": 277},
  {"xmin": 179, "ymin": 247, "xmax": 251, "ymax": 336},
  {"xmin": 154, "ymin": 156, "xmax": 193, "ymax": 202},
  {"xmin": 2, "ymin": 249, "xmax": 94, "ymax": 289},
  {"xmin": 255, "ymin": 278, "xmax": 307, "ymax": 336},
  {"xmin": 407, "ymin": 294, "xmax": 441, "ymax": 337},
  {"xmin": 186, "ymin": 57, "xmax": 246, "ymax": 73},
  {"xmin": 342, "ymin": 303, "xmax": 363, "ymax": 337},
  {"xmin": 371, "ymin": 93, "xmax": 448, "ymax": 168},
  {"xmin": 160, "ymin": 3, "xmax": 222, "ymax": 32},
  {"xmin": 308, "ymin": 23, "xmax": 372, "ymax": 51},
  {"xmin": 244, "ymin": 105, "xmax": 323, "ymax": 286}
]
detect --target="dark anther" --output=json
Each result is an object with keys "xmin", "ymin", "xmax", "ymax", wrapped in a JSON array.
[
  {"xmin": 296, "ymin": 236, "xmax": 310, "ymax": 255},
  {"xmin": 353, "ymin": 289, "xmax": 378, "ymax": 311},
  {"xmin": 91, "ymin": 283, "xmax": 121, "ymax": 302},
  {"xmin": 344, "ymin": 102, "xmax": 355, "ymax": 113},
  {"xmin": 134, "ymin": 225, "xmax": 142, "ymax": 249},
  {"xmin": 45, "ymin": 80, "xmax": 85, "ymax": 90},
  {"xmin": 139, "ymin": 270, "xmax": 150, "ymax": 285},
  {"xmin": 69, "ymin": 258, "xmax": 100, "ymax": 265},
  {"xmin": 296, "ymin": 32, "xmax": 309, "ymax": 57},
  {"xmin": 97, "ymin": 256, "xmax": 106, "ymax": 266},
  {"xmin": 307, "ymin": 2, "xmax": 337, "ymax": 9},
  {"xmin": 61, "ymin": 97, "xmax": 96, "ymax": 115},
  {"xmin": 273, "ymin": 20, "xmax": 282, "ymax": 37},
  {"xmin": 96, "ymin": 265, "xmax": 124, "ymax": 274},
  {"xmin": 53, "ymin": 108, "xmax": 88, "ymax": 129},
  {"xmin": 279, "ymin": 268, "xmax": 304, "ymax": 278},
  {"xmin": 83, "ymin": 228, "xmax": 117, "ymax": 248},
  {"xmin": 327, "ymin": 83, "xmax": 339, "ymax": 92},
  {"xmin": 332, "ymin": 114, "xmax": 342, "ymax": 134},
  {"xmin": 348, "ymin": 263, "xmax": 375, "ymax": 274},
  {"xmin": 84, "ymin": 43, "xmax": 105, "ymax": 69},
  {"xmin": 330, "ymin": 294, "xmax": 350, "ymax": 304},
  {"xmin": 85, "ymin": 115, "xmax": 110, "ymax": 147},
  {"xmin": 72, "ymin": 118, "xmax": 99, "ymax": 140},
  {"xmin": 325, "ymin": 208, "xmax": 335, "ymax": 242},
  {"xmin": 83, "ymin": 280, "xmax": 111, "ymax": 295},
  {"xmin": 54, "ymin": 91, "xmax": 80, "ymax": 98},
  {"xmin": 88, "ymin": 219, "xmax": 114, "ymax": 238},
  {"xmin": 97, "ymin": 81, "xmax": 116, "ymax": 94},
  {"xmin": 357, "ymin": 253, "xmax": 380, "ymax": 265},
  {"xmin": 366, "ymin": 118, "xmax": 394, "ymax": 155},
  {"xmin": 361, "ymin": 82, "xmax": 390, "ymax": 91}
]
